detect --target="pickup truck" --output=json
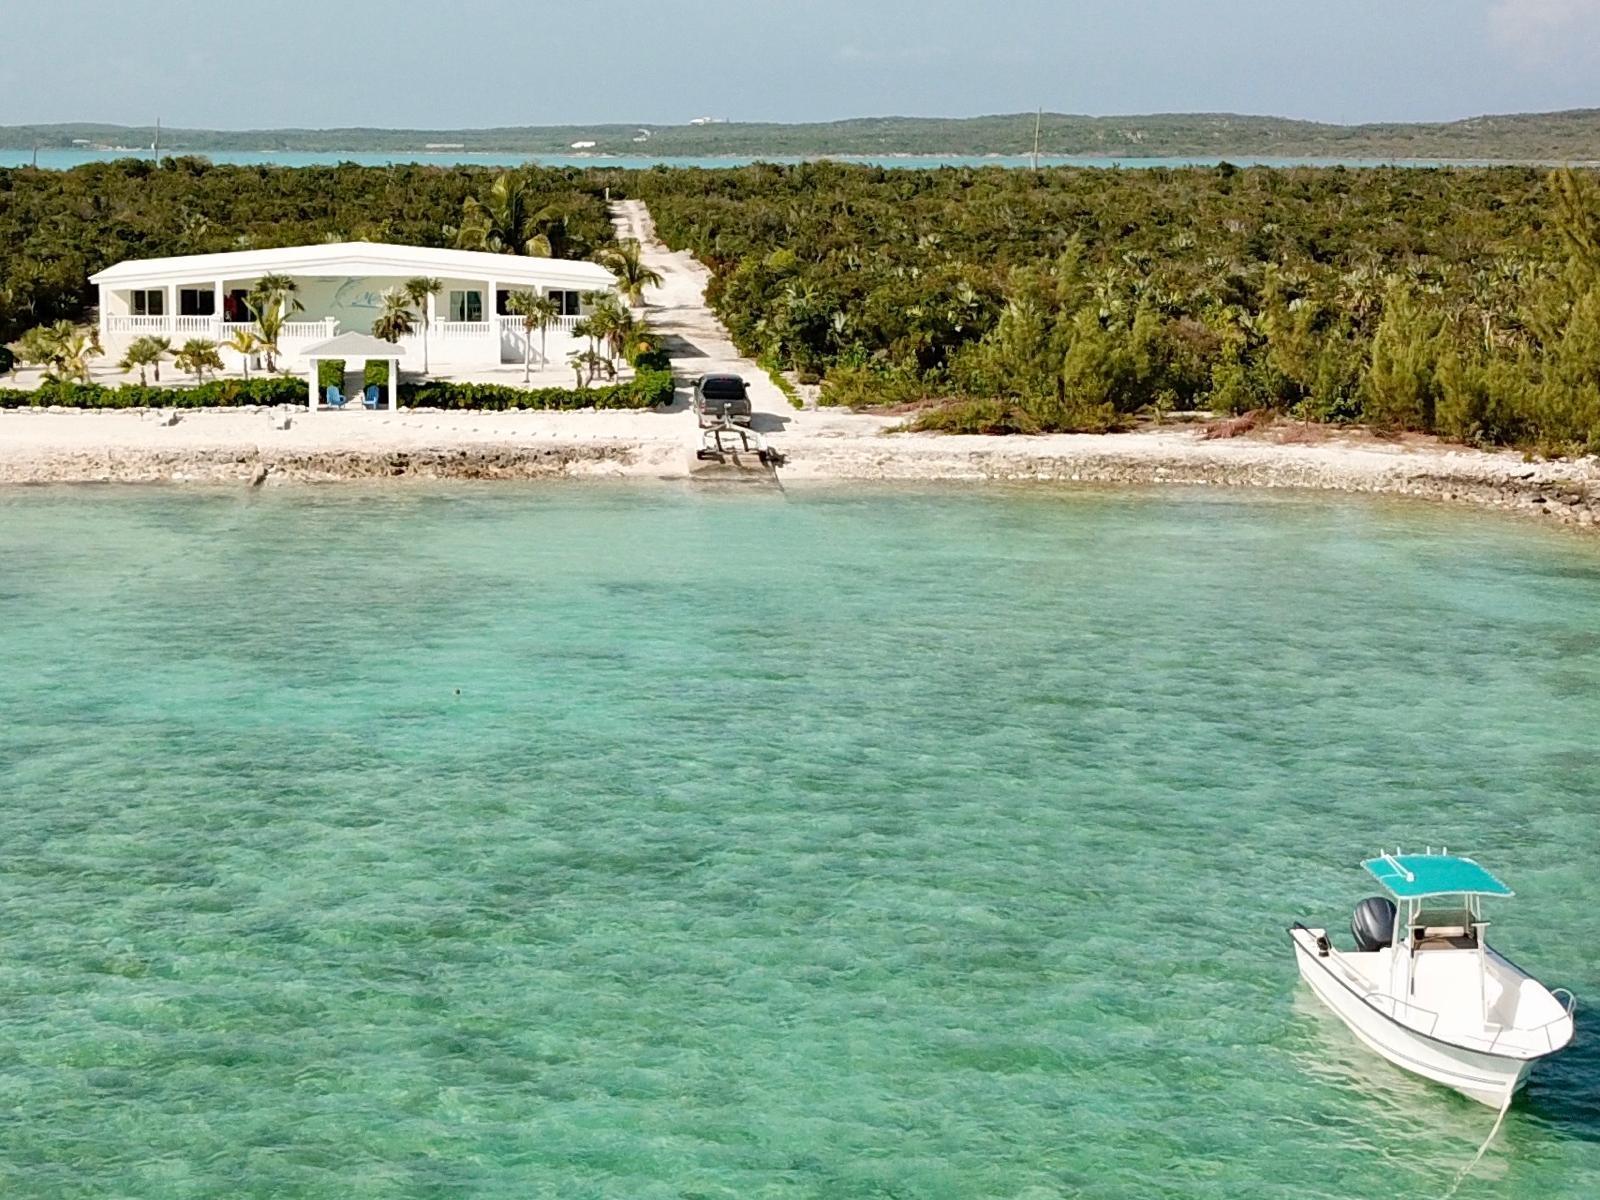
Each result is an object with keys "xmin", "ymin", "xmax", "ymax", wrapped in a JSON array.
[{"xmin": 693, "ymin": 374, "xmax": 753, "ymax": 427}]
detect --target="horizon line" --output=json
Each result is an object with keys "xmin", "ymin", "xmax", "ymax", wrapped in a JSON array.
[{"xmin": 7, "ymin": 106, "xmax": 1600, "ymax": 137}]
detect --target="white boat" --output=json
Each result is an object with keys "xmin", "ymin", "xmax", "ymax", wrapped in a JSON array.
[{"xmin": 1289, "ymin": 851, "xmax": 1575, "ymax": 1107}]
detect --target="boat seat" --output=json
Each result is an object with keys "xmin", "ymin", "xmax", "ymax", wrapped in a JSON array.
[{"xmin": 1412, "ymin": 925, "xmax": 1477, "ymax": 950}]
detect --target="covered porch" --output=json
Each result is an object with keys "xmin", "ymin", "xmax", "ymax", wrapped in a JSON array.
[
  {"xmin": 302, "ymin": 331, "xmax": 405, "ymax": 412},
  {"xmin": 99, "ymin": 276, "xmax": 592, "ymax": 370}
]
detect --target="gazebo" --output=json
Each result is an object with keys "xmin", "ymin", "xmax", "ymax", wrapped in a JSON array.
[{"xmin": 302, "ymin": 331, "xmax": 407, "ymax": 412}]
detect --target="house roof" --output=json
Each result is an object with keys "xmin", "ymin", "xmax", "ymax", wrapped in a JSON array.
[
  {"xmin": 89, "ymin": 241, "xmax": 617, "ymax": 290},
  {"xmin": 301, "ymin": 331, "xmax": 408, "ymax": 360},
  {"xmin": 1361, "ymin": 853, "xmax": 1514, "ymax": 900}
]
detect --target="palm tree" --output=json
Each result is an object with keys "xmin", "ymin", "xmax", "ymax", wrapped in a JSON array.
[
  {"xmin": 119, "ymin": 334, "xmax": 170, "ymax": 385},
  {"xmin": 174, "ymin": 338, "xmax": 223, "ymax": 384},
  {"xmin": 454, "ymin": 172, "xmax": 553, "ymax": 256},
  {"xmin": 569, "ymin": 348, "xmax": 614, "ymax": 386},
  {"xmin": 580, "ymin": 294, "xmax": 634, "ymax": 367},
  {"xmin": 372, "ymin": 288, "xmax": 417, "ymax": 343},
  {"xmin": 403, "ymin": 277, "xmax": 442, "ymax": 373},
  {"xmin": 598, "ymin": 239, "xmax": 664, "ymax": 307},
  {"xmin": 506, "ymin": 291, "xmax": 562, "ymax": 382},
  {"xmin": 146, "ymin": 336, "xmax": 171, "ymax": 383},
  {"xmin": 224, "ymin": 328, "xmax": 261, "ymax": 380},
  {"xmin": 246, "ymin": 274, "xmax": 304, "ymax": 373},
  {"xmin": 20, "ymin": 321, "xmax": 101, "ymax": 383},
  {"xmin": 252, "ymin": 273, "xmax": 303, "ymax": 319},
  {"xmin": 504, "ymin": 290, "xmax": 540, "ymax": 383}
]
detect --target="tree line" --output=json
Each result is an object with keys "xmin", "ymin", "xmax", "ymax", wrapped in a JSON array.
[
  {"xmin": 0, "ymin": 160, "xmax": 614, "ymax": 343},
  {"xmin": 629, "ymin": 162, "xmax": 1600, "ymax": 451}
]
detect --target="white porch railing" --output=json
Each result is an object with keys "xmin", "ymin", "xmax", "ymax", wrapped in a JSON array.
[
  {"xmin": 491, "ymin": 314, "xmax": 584, "ymax": 334},
  {"xmin": 105, "ymin": 315, "xmax": 175, "ymax": 335},
  {"xmin": 108, "ymin": 317, "xmax": 338, "ymax": 343},
  {"xmin": 434, "ymin": 320, "xmax": 493, "ymax": 341},
  {"xmin": 218, "ymin": 320, "xmax": 335, "ymax": 343}
]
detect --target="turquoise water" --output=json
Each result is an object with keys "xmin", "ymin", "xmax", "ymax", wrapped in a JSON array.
[
  {"xmin": 1, "ymin": 483, "xmax": 1598, "ymax": 1198},
  {"xmin": 0, "ymin": 149, "xmax": 1528, "ymax": 172}
]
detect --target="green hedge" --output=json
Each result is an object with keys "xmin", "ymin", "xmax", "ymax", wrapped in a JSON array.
[
  {"xmin": 0, "ymin": 378, "xmax": 309, "ymax": 408},
  {"xmin": 399, "ymin": 370, "xmax": 676, "ymax": 411},
  {"xmin": 0, "ymin": 370, "xmax": 678, "ymax": 411}
]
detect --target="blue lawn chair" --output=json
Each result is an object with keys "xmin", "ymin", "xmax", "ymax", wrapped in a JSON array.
[
  {"xmin": 324, "ymin": 384, "xmax": 348, "ymax": 409},
  {"xmin": 362, "ymin": 385, "xmax": 382, "ymax": 410}
]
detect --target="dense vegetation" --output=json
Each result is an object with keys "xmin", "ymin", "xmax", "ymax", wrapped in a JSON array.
[
  {"xmin": 0, "ymin": 371, "xmax": 676, "ymax": 411},
  {"xmin": 632, "ymin": 162, "xmax": 1600, "ymax": 450},
  {"xmin": 8, "ymin": 109, "xmax": 1600, "ymax": 160},
  {"xmin": 0, "ymin": 160, "xmax": 613, "ymax": 342}
]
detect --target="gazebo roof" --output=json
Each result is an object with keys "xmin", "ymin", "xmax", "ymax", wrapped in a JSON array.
[{"xmin": 301, "ymin": 331, "xmax": 407, "ymax": 360}]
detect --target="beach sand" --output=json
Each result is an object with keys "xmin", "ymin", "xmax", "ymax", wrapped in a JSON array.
[{"xmin": 2, "ymin": 403, "xmax": 1597, "ymax": 529}]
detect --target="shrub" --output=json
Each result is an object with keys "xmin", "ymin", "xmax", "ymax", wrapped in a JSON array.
[
  {"xmin": 629, "ymin": 347, "xmax": 671, "ymax": 372},
  {"xmin": 820, "ymin": 365, "xmax": 936, "ymax": 410},
  {"xmin": 905, "ymin": 398, "xmax": 1043, "ymax": 435},
  {"xmin": 0, "ymin": 378, "xmax": 308, "ymax": 408},
  {"xmin": 0, "ymin": 371, "xmax": 678, "ymax": 413},
  {"xmin": 399, "ymin": 369, "xmax": 675, "ymax": 411},
  {"xmin": 317, "ymin": 360, "xmax": 344, "ymax": 389}
]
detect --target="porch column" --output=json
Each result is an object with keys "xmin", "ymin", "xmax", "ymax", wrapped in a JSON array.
[
  {"xmin": 308, "ymin": 363, "xmax": 319, "ymax": 411},
  {"xmin": 388, "ymin": 357, "xmax": 398, "ymax": 411},
  {"xmin": 98, "ymin": 284, "xmax": 109, "ymax": 341},
  {"xmin": 482, "ymin": 280, "xmax": 496, "ymax": 368},
  {"xmin": 166, "ymin": 283, "xmax": 178, "ymax": 334}
]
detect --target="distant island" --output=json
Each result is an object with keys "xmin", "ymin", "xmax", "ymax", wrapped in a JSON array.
[{"xmin": 5, "ymin": 109, "xmax": 1600, "ymax": 161}]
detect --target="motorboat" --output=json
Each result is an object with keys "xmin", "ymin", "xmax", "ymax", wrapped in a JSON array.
[{"xmin": 1289, "ymin": 851, "xmax": 1575, "ymax": 1107}]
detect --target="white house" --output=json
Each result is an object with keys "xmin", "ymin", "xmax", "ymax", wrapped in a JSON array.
[{"xmin": 90, "ymin": 242, "xmax": 619, "ymax": 373}]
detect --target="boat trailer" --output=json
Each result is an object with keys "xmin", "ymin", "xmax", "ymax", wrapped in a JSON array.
[{"xmin": 695, "ymin": 416, "xmax": 786, "ymax": 470}]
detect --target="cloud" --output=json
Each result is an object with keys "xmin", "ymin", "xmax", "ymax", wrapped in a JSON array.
[{"xmin": 1488, "ymin": 0, "xmax": 1600, "ymax": 65}]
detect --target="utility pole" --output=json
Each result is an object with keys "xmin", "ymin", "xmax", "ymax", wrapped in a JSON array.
[
  {"xmin": 1031, "ymin": 108, "xmax": 1042, "ymax": 171},
  {"xmin": 152, "ymin": 117, "xmax": 161, "ymax": 162}
]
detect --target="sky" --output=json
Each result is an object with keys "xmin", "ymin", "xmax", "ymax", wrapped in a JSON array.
[{"xmin": 2, "ymin": 0, "xmax": 1598, "ymax": 129}]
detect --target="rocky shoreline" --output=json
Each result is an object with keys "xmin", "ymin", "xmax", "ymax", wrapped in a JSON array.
[
  {"xmin": 2, "ymin": 408, "xmax": 1597, "ymax": 531},
  {"xmin": 0, "ymin": 444, "xmax": 643, "ymax": 485}
]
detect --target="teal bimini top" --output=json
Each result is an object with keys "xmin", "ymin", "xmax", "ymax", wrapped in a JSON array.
[{"xmin": 1362, "ymin": 853, "xmax": 1514, "ymax": 900}]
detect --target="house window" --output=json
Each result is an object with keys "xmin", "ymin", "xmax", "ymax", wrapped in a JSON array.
[
  {"xmin": 549, "ymin": 289, "xmax": 581, "ymax": 316},
  {"xmin": 130, "ymin": 289, "xmax": 165, "ymax": 316},
  {"xmin": 179, "ymin": 288, "xmax": 216, "ymax": 317},
  {"xmin": 448, "ymin": 290, "xmax": 483, "ymax": 322}
]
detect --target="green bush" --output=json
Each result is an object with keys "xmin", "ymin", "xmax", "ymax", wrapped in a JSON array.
[
  {"xmin": 905, "ymin": 398, "xmax": 1043, "ymax": 435},
  {"xmin": 0, "ymin": 378, "xmax": 308, "ymax": 408},
  {"xmin": 0, "ymin": 371, "xmax": 678, "ymax": 412},
  {"xmin": 820, "ymin": 365, "xmax": 936, "ymax": 410},
  {"xmin": 399, "ymin": 369, "xmax": 676, "ymax": 411},
  {"xmin": 364, "ymin": 360, "xmax": 390, "ymax": 387},
  {"xmin": 317, "ymin": 360, "xmax": 344, "ymax": 390},
  {"xmin": 629, "ymin": 347, "xmax": 671, "ymax": 372}
]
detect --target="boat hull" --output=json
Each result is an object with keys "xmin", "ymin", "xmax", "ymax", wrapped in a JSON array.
[{"xmin": 1289, "ymin": 928, "xmax": 1535, "ymax": 1107}]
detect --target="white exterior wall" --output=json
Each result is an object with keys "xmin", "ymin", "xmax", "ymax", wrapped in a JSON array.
[{"xmin": 91, "ymin": 245, "xmax": 619, "ymax": 375}]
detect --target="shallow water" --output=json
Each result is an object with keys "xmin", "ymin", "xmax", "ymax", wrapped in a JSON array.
[{"xmin": 1, "ymin": 483, "xmax": 1597, "ymax": 1198}]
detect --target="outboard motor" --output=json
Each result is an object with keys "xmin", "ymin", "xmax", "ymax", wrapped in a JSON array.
[{"xmin": 1351, "ymin": 896, "xmax": 1398, "ymax": 953}]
